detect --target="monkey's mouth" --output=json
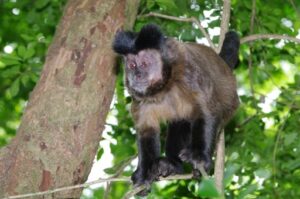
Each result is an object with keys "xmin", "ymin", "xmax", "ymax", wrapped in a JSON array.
[{"xmin": 134, "ymin": 78, "xmax": 148, "ymax": 85}]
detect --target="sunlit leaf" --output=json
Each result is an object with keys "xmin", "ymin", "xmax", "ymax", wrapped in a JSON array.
[
  {"xmin": 224, "ymin": 163, "xmax": 240, "ymax": 187},
  {"xmin": 1, "ymin": 54, "xmax": 21, "ymax": 66},
  {"xmin": 24, "ymin": 47, "xmax": 35, "ymax": 59},
  {"xmin": 21, "ymin": 74, "xmax": 30, "ymax": 86},
  {"xmin": 1, "ymin": 66, "xmax": 20, "ymax": 78},
  {"xmin": 236, "ymin": 184, "xmax": 258, "ymax": 199},
  {"xmin": 197, "ymin": 178, "xmax": 219, "ymax": 198},
  {"xmin": 9, "ymin": 78, "xmax": 20, "ymax": 97},
  {"xmin": 17, "ymin": 45, "xmax": 27, "ymax": 58},
  {"xmin": 96, "ymin": 148, "xmax": 104, "ymax": 160},
  {"xmin": 36, "ymin": 0, "xmax": 50, "ymax": 9}
]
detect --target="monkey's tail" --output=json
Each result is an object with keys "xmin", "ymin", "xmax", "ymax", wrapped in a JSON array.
[{"xmin": 219, "ymin": 31, "xmax": 240, "ymax": 69}]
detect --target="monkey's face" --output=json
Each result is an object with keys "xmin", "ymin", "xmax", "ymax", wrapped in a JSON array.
[{"xmin": 125, "ymin": 49, "xmax": 164, "ymax": 96}]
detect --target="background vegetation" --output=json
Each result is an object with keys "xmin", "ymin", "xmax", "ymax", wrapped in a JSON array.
[{"xmin": 0, "ymin": 0, "xmax": 299, "ymax": 198}]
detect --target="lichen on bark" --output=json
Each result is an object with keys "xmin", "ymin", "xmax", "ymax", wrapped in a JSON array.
[{"xmin": 0, "ymin": 0, "xmax": 140, "ymax": 198}]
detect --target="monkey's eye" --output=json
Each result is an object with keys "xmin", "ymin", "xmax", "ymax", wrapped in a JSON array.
[{"xmin": 128, "ymin": 62, "xmax": 136, "ymax": 69}]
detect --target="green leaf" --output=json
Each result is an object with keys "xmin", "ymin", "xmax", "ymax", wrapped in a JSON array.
[
  {"xmin": 103, "ymin": 167, "xmax": 115, "ymax": 175},
  {"xmin": 17, "ymin": 45, "xmax": 27, "ymax": 58},
  {"xmin": 21, "ymin": 74, "xmax": 31, "ymax": 86},
  {"xmin": 254, "ymin": 169, "xmax": 271, "ymax": 179},
  {"xmin": 284, "ymin": 133, "xmax": 297, "ymax": 146},
  {"xmin": 197, "ymin": 178, "xmax": 219, "ymax": 198},
  {"xmin": 35, "ymin": 0, "xmax": 50, "ymax": 9},
  {"xmin": 29, "ymin": 73, "xmax": 39, "ymax": 82},
  {"xmin": 96, "ymin": 148, "xmax": 104, "ymax": 160},
  {"xmin": 224, "ymin": 163, "xmax": 240, "ymax": 187},
  {"xmin": 146, "ymin": 0, "xmax": 155, "ymax": 9},
  {"xmin": 293, "ymin": 74, "xmax": 300, "ymax": 86},
  {"xmin": 285, "ymin": 158, "xmax": 300, "ymax": 170},
  {"xmin": 103, "ymin": 156, "xmax": 135, "ymax": 175},
  {"xmin": 1, "ymin": 66, "xmax": 20, "ymax": 78},
  {"xmin": 24, "ymin": 47, "xmax": 35, "ymax": 59},
  {"xmin": 237, "ymin": 184, "xmax": 258, "ymax": 199},
  {"xmin": 9, "ymin": 78, "xmax": 20, "ymax": 97},
  {"xmin": 174, "ymin": 0, "xmax": 188, "ymax": 13},
  {"xmin": 1, "ymin": 54, "xmax": 21, "ymax": 66},
  {"xmin": 156, "ymin": 0, "xmax": 178, "ymax": 12}
]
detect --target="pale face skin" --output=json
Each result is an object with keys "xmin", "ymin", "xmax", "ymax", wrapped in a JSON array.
[{"xmin": 125, "ymin": 49, "xmax": 163, "ymax": 95}]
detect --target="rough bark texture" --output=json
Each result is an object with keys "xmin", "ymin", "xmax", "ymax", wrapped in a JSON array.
[{"xmin": 0, "ymin": 0, "xmax": 139, "ymax": 198}]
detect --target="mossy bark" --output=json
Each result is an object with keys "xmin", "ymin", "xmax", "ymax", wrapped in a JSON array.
[{"xmin": 0, "ymin": 0, "xmax": 139, "ymax": 198}]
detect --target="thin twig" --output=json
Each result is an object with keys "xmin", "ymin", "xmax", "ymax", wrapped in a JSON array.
[
  {"xmin": 122, "ymin": 174, "xmax": 193, "ymax": 199},
  {"xmin": 217, "ymin": 0, "xmax": 231, "ymax": 53},
  {"xmin": 139, "ymin": 12, "xmax": 300, "ymax": 47},
  {"xmin": 112, "ymin": 155, "xmax": 137, "ymax": 178},
  {"xmin": 199, "ymin": 164, "xmax": 209, "ymax": 178},
  {"xmin": 288, "ymin": 0, "xmax": 300, "ymax": 18},
  {"xmin": 103, "ymin": 182, "xmax": 111, "ymax": 199},
  {"xmin": 236, "ymin": 114, "xmax": 258, "ymax": 129},
  {"xmin": 248, "ymin": 0, "xmax": 256, "ymax": 96},
  {"xmin": 3, "ymin": 174, "xmax": 194, "ymax": 199},
  {"xmin": 211, "ymin": 1, "xmax": 231, "ymax": 196},
  {"xmin": 250, "ymin": 0, "xmax": 256, "ymax": 33},
  {"xmin": 3, "ymin": 177, "xmax": 130, "ymax": 199},
  {"xmin": 214, "ymin": 130, "xmax": 225, "ymax": 195},
  {"xmin": 139, "ymin": 12, "xmax": 217, "ymax": 51},
  {"xmin": 241, "ymin": 34, "xmax": 300, "ymax": 44},
  {"xmin": 104, "ymin": 155, "xmax": 137, "ymax": 199},
  {"xmin": 123, "ymin": 185, "xmax": 147, "ymax": 199}
]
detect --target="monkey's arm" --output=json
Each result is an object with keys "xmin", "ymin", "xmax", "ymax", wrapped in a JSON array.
[
  {"xmin": 180, "ymin": 115, "xmax": 220, "ymax": 175},
  {"xmin": 130, "ymin": 101, "xmax": 161, "ymax": 188},
  {"xmin": 131, "ymin": 128, "xmax": 160, "ymax": 186}
]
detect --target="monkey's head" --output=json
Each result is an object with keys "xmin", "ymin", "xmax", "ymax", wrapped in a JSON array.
[{"xmin": 113, "ymin": 24, "xmax": 175, "ymax": 98}]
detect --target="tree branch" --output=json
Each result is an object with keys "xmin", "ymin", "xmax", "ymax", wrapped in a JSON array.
[
  {"xmin": 104, "ymin": 155, "xmax": 137, "ymax": 199},
  {"xmin": 4, "ymin": 174, "xmax": 194, "ymax": 199},
  {"xmin": 214, "ymin": 130, "xmax": 225, "ymax": 195},
  {"xmin": 4, "ymin": 177, "xmax": 130, "ymax": 199},
  {"xmin": 139, "ymin": 12, "xmax": 217, "ymax": 51},
  {"xmin": 214, "ymin": 1, "xmax": 231, "ymax": 194},
  {"xmin": 241, "ymin": 34, "xmax": 300, "ymax": 44},
  {"xmin": 248, "ymin": 0, "xmax": 256, "ymax": 96},
  {"xmin": 122, "ymin": 174, "xmax": 193, "ymax": 199},
  {"xmin": 217, "ymin": 0, "xmax": 231, "ymax": 53}
]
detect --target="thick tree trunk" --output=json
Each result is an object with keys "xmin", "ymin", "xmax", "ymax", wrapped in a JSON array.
[{"xmin": 0, "ymin": 0, "xmax": 139, "ymax": 198}]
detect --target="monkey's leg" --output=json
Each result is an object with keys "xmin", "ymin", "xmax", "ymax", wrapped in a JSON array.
[
  {"xmin": 131, "ymin": 128, "xmax": 160, "ymax": 188},
  {"xmin": 179, "ymin": 116, "xmax": 220, "ymax": 176},
  {"xmin": 157, "ymin": 120, "xmax": 191, "ymax": 177}
]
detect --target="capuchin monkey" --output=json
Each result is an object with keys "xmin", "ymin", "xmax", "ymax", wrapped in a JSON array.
[{"xmin": 113, "ymin": 24, "xmax": 240, "ymax": 194}]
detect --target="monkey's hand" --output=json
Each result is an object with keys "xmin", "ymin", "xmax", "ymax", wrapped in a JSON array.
[
  {"xmin": 131, "ymin": 165, "xmax": 158, "ymax": 196},
  {"xmin": 156, "ymin": 157, "xmax": 184, "ymax": 177},
  {"xmin": 131, "ymin": 167, "xmax": 156, "ymax": 185},
  {"xmin": 179, "ymin": 147, "xmax": 212, "ymax": 178}
]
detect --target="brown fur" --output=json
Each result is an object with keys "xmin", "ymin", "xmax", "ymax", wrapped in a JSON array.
[{"xmin": 131, "ymin": 39, "xmax": 239, "ymax": 132}]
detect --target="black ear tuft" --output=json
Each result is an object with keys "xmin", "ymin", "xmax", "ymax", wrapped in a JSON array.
[
  {"xmin": 135, "ymin": 24, "xmax": 165, "ymax": 51},
  {"xmin": 113, "ymin": 31, "xmax": 137, "ymax": 55}
]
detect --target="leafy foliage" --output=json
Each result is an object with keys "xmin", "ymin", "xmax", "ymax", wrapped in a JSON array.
[
  {"xmin": 1, "ymin": 0, "xmax": 300, "ymax": 198},
  {"xmin": 0, "ymin": 0, "xmax": 67, "ymax": 146}
]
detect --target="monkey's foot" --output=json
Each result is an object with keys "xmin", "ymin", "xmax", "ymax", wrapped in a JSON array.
[
  {"xmin": 131, "ymin": 168, "xmax": 157, "ymax": 185},
  {"xmin": 179, "ymin": 148, "xmax": 212, "ymax": 178},
  {"xmin": 155, "ymin": 157, "xmax": 184, "ymax": 178},
  {"xmin": 131, "ymin": 166, "xmax": 158, "ymax": 196}
]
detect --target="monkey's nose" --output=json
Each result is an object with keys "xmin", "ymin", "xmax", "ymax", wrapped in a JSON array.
[{"xmin": 134, "ymin": 71, "xmax": 143, "ymax": 80}]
